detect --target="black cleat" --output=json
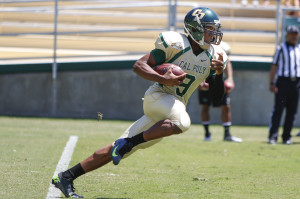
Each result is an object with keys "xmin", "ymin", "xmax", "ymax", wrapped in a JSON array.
[
  {"xmin": 52, "ymin": 172, "xmax": 83, "ymax": 198},
  {"xmin": 224, "ymin": 136, "xmax": 243, "ymax": 143},
  {"xmin": 204, "ymin": 132, "xmax": 211, "ymax": 141}
]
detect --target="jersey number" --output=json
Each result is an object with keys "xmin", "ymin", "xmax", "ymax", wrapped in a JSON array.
[{"xmin": 176, "ymin": 74, "xmax": 196, "ymax": 97}]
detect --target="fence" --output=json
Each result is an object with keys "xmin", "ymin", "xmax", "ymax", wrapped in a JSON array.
[
  {"xmin": 0, "ymin": 0, "xmax": 299, "ymax": 78},
  {"xmin": 0, "ymin": 0, "xmax": 299, "ymax": 124}
]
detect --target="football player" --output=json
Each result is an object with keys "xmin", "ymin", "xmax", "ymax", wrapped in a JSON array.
[
  {"xmin": 198, "ymin": 41, "xmax": 242, "ymax": 142},
  {"xmin": 52, "ymin": 7, "xmax": 227, "ymax": 198}
]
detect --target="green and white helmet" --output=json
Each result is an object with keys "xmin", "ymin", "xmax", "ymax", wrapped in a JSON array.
[{"xmin": 184, "ymin": 7, "xmax": 223, "ymax": 48}]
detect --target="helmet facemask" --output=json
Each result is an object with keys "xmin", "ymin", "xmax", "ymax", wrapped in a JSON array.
[{"xmin": 203, "ymin": 24, "xmax": 223, "ymax": 45}]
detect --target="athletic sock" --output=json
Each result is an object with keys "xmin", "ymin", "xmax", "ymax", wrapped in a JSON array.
[
  {"xmin": 203, "ymin": 121, "xmax": 210, "ymax": 137},
  {"xmin": 125, "ymin": 132, "xmax": 146, "ymax": 148},
  {"xmin": 223, "ymin": 122, "xmax": 232, "ymax": 137},
  {"xmin": 62, "ymin": 163, "xmax": 85, "ymax": 181}
]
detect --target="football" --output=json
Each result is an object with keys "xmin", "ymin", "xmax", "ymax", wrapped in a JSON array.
[{"xmin": 154, "ymin": 63, "xmax": 185, "ymax": 76}]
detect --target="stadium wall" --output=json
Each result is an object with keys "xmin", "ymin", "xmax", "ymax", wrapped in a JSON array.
[{"xmin": 0, "ymin": 60, "xmax": 298, "ymax": 126}]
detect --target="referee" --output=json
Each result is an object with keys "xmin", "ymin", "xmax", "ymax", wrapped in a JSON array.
[{"xmin": 268, "ymin": 25, "xmax": 300, "ymax": 145}]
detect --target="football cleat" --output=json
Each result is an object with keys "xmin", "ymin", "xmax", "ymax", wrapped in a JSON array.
[
  {"xmin": 282, "ymin": 139, "xmax": 293, "ymax": 145},
  {"xmin": 204, "ymin": 132, "xmax": 211, "ymax": 141},
  {"xmin": 111, "ymin": 138, "xmax": 134, "ymax": 165},
  {"xmin": 52, "ymin": 172, "xmax": 83, "ymax": 198},
  {"xmin": 268, "ymin": 139, "xmax": 276, "ymax": 145},
  {"xmin": 224, "ymin": 136, "xmax": 243, "ymax": 143}
]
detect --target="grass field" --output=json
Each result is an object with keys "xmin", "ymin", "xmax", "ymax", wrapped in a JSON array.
[{"xmin": 1, "ymin": 116, "xmax": 300, "ymax": 199}]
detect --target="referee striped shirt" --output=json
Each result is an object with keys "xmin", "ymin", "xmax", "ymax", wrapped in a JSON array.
[{"xmin": 272, "ymin": 42, "xmax": 300, "ymax": 78}]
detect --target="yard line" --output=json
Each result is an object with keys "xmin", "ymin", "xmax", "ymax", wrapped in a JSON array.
[{"xmin": 45, "ymin": 135, "xmax": 79, "ymax": 199}]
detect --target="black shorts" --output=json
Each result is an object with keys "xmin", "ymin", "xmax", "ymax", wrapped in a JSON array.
[{"xmin": 198, "ymin": 90, "xmax": 230, "ymax": 107}]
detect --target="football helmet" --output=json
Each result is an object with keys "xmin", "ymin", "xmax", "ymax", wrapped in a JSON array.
[{"xmin": 184, "ymin": 7, "xmax": 223, "ymax": 48}]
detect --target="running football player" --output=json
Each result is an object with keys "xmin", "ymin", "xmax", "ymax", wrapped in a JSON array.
[{"xmin": 52, "ymin": 7, "xmax": 227, "ymax": 198}]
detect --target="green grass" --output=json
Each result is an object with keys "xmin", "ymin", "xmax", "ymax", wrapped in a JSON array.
[{"xmin": 1, "ymin": 116, "xmax": 300, "ymax": 199}]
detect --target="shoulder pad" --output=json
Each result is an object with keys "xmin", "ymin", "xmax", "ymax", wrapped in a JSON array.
[
  {"xmin": 154, "ymin": 31, "xmax": 190, "ymax": 62},
  {"xmin": 159, "ymin": 31, "xmax": 189, "ymax": 50}
]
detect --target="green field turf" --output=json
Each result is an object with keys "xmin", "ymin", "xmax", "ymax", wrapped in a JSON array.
[{"xmin": 1, "ymin": 116, "xmax": 300, "ymax": 199}]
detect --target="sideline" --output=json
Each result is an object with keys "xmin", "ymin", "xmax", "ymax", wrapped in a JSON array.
[{"xmin": 45, "ymin": 135, "xmax": 79, "ymax": 199}]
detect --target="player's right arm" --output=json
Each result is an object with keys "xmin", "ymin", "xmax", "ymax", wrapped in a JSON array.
[
  {"xmin": 269, "ymin": 64, "xmax": 278, "ymax": 93},
  {"xmin": 133, "ymin": 53, "xmax": 185, "ymax": 86},
  {"xmin": 269, "ymin": 44, "xmax": 281, "ymax": 93}
]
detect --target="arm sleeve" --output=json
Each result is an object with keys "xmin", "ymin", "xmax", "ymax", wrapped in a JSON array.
[
  {"xmin": 151, "ymin": 49, "xmax": 166, "ymax": 66},
  {"xmin": 207, "ymin": 73, "xmax": 225, "ymax": 104}
]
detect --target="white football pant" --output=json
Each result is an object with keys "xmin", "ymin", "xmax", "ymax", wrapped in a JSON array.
[{"xmin": 118, "ymin": 85, "xmax": 191, "ymax": 158}]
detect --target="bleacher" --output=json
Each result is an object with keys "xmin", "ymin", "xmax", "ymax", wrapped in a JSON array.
[{"xmin": 0, "ymin": 0, "xmax": 284, "ymax": 62}]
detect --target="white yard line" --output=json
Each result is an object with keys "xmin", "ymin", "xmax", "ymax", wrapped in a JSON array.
[{"xmin": 45, "ymin": 135, "xmax": 79, "ymax": 199}]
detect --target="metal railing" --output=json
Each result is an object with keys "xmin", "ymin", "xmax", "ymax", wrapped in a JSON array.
[
  {"xmin": 0, "ymin": 0, "xmax": 181, "ymax": 79},
  {"xmin": 0, "ymin": 0, "xmax": 299, "ymax": 79}
]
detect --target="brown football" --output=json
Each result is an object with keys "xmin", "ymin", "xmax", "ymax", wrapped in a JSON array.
[{"xmin": 154, "ymin": 63, "xmax": 185, "ymax": 76}]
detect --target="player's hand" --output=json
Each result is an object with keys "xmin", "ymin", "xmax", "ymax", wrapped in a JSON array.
[
  {"xmin": 224, "ymin": 79, "xmax": 235, "ymax": 93},
  {"xmin": 210, "ymin": 52, "xmax": 224, "ymax": 75},
  {"xmin": 270, "ymin": 84, "xmax": 278, "ymax": 93},
  {"xmin": 161, "ymin": 67, "xmax": 186, "ymax": 86}
]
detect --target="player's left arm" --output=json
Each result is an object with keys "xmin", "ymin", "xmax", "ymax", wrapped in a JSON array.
[
  {"xmin": 208, "ymin": 52, "xmax": 225, "ymax": 104},
  {"xmin": 132, "ymin": 53, "xmax": 162, "ymax": 83}
]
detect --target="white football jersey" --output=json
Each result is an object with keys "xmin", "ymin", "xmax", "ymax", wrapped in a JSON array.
[{"xmin": 151, "ymin": 31, "xmax": 227, "ymax": 105}]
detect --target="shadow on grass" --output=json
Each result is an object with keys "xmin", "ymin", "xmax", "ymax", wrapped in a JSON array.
[{"xmin": 289, "ymin": 141, "xmax": 300, "ymax": 145}]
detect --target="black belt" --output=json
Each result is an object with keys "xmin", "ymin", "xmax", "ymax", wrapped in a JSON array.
[{"xmin": 278, "ymin": 77, "xmax": 300, "ymax": 82}]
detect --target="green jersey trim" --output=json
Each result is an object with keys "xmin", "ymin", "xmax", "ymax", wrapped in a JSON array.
[
  {"xmin": 208, "ymin": 69, "xmax": 216, "ymax": 77},
  {"xmin": 205, "ymin": 51, "xmax": 212, "ymax": 62},
  {"xmin": 151, "ymin": 49, "xmax": 166, "ymax": 65},
  {"xmin": 159, "ymin": 33, "xmax": 168, "ymax": 48},
  {"xmin": 168, "ymin": 46, "xmax": 191, "ymax": 63}
]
